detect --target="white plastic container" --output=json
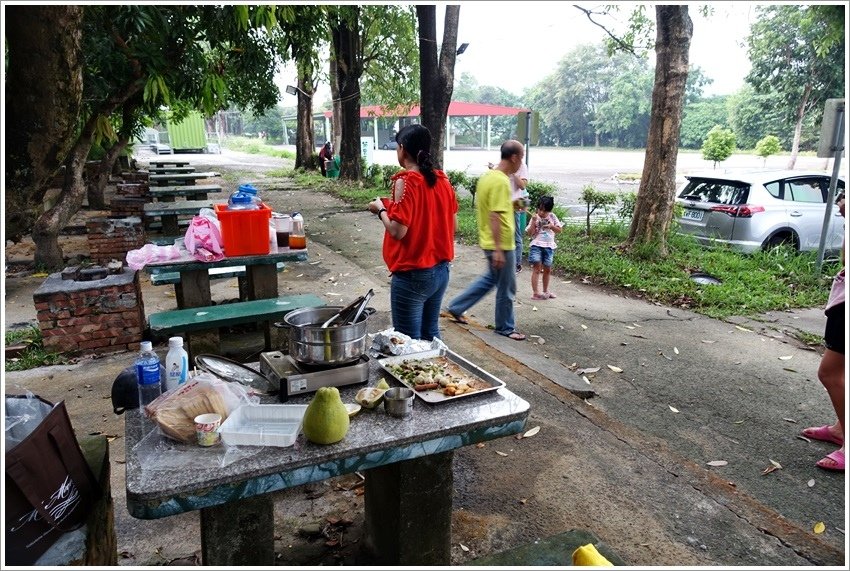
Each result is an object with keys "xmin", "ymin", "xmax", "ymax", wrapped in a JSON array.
[
  {"xmin": 164, "ymin": 336, "xmax": 189, "ymax": 392},
  {"xmin": 218, "ymin": 404, "xmax": 308, "ymax": 447}
]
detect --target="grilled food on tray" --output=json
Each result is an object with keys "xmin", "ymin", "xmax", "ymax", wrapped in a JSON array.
[{"xmin": 386, "ymin": 356, "xmax": 489, "ymax": 396}]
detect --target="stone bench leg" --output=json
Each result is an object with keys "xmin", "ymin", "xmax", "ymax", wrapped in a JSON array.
[
  {"xmin": 362, "ymin": 451, "xmax": 454, "ymax": 565},
  {"xmin": 200, "ymin": 495, "xmax": 274, "ymax": 566}
]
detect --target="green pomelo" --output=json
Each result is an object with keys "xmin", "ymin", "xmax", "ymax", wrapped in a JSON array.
[
  {"xmin": 302, "ymin": 386, "xmax": 350, "ymax": 445},
  {"xmin": 376, "ymin": 378, "xmax": 390, "ymax": 391}
]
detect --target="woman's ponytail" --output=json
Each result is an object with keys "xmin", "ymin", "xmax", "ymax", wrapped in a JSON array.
[{"xmin": 396, "ymin": 124, "xmax": 438, "ymax": 187}]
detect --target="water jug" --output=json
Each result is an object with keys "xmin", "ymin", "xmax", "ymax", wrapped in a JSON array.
[{"xmin": 228, "ymin": 191, "xmax": 259, "ymax": 211}]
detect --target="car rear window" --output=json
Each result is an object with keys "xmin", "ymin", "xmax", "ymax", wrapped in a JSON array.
[{"xmin": 678, "ymin": 179, "xmax": 749, "ymax": 205}]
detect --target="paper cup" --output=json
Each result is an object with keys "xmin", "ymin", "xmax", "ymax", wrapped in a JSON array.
[{"xmin": 194, "ymin": 413, "xmax": 222, "ymax": 447}]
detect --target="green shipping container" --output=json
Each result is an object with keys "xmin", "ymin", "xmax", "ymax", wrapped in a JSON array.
[{"xmin": 166, "ymin": 111, "xmax": 207, "ymax": 152}]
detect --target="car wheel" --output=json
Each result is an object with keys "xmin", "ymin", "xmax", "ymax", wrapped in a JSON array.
[{"xmin": 763, "ymin": 232, "xmax": 798, "ymax": 251}]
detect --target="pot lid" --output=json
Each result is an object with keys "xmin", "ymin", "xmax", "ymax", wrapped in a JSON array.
[{"xmin": 194, "ymin": 354, "xmax": 271, "ymax": 394}]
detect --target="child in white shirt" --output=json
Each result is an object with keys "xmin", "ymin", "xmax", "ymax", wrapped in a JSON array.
[{"xmin": 525, "ymin": 196, "xmax": 563, "ymax": 300}]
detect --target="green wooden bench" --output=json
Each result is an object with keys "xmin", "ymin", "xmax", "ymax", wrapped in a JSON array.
[
  {"xmin": 149, "ymin": 262, "xmax": 285, "ymax": 286},
  {"xmin": 148, "ymin": 294, "xmax": 325, "ymax": 336}
]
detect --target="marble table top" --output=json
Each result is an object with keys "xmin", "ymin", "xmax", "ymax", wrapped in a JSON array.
[{"xmin": 125, "ymin": 358, "xmax": 530, "ymax": 519}]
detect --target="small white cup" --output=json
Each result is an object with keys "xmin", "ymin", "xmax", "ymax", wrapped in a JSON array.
[{"xmin": 194, "ymin": 413, "xmax": 222, "ymax": 447}]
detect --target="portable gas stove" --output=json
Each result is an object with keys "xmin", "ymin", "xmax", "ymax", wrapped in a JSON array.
[{"xmin": 259, "ymin": 351, "xmax": 370, "ymax": 402}]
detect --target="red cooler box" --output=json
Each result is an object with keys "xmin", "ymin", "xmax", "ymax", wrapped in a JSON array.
[{"xmin": 214, "ymin": 203, "xmax": 272, "ymax": 256}]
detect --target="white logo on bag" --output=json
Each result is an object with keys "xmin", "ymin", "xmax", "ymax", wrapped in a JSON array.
[{"xmin": 9, "ymin": 476, "xmax": 81, "ymax": 534}]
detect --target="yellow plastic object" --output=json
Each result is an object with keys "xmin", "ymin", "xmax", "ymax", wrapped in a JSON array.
[{"xmin": 572, "ymin": 543, "xmax": 613, "ymax": 567}]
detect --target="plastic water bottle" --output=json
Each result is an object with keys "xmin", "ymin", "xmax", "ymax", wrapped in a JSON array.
[
  {"xmin": 135, "ymin": 341, "xmax": 162, "ymax": 407},
  {"xmin": 228, "ymin": 191, "xmax": 259, "ymax": 211},
  {"xmin": 164, "ymin": 336, "xmax": 189, "ymax": 392}
]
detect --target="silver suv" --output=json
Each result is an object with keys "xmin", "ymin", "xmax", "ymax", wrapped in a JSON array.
[{"xmin": 674, "ymin": 170, "xmax": 845, "ymax": 253}]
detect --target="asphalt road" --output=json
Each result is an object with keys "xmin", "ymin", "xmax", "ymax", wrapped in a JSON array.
[{"xmin": 4, "ymin": 148, "xmax": 844, "ymax": 566}]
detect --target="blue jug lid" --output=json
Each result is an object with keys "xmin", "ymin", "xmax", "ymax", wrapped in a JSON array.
[
  {"xmin": 238, "ymin": 184, "xmax": 258, "ymax": 195},
  {"xmin": 230, "ymin": 192, "xmax": 252, "ymax": 204}
]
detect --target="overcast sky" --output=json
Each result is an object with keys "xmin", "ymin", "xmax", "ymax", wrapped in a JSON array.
[{"xmin": 278, "ymin": 2, "xmax": 758, "ymax": 104}]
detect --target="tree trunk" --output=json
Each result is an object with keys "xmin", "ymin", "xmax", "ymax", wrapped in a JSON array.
[
  {"xmin": 786, "ymin": 82, "xmax": 811, "ymax": 170},
  {"xmin": 294, "ymin": 62, "xmax": 316, "ymax": 170},
  {"xmin": 5, "ymin": 5, "xmax": 84, "ymax": 243},
  {"xmin": 33, "ymin": 133, "xmax": 92, "ymax": 269},
  {"xmin": 623, "ymin": 6, "xmax": 692, "ymax": 257},
  {"xmin": 329, "ymin": 54, "xmax": 342, "ymax": 153},
  {"xmin": 332, "ymin": 6, "xmax": 363, "ymax": 180},
  {"xmin": 416, "ymin": 5, "xmax": 460, "ymax": 169}
]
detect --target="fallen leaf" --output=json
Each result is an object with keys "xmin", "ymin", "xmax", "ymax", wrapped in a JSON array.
[
  {"xmin": 735, "ymin": 325, "xmax": 752, "ymax": 332},
  {"xmin": 769, "ymin": 459, "xmax": 782, "ymax": 469},
  {"xmin": 579, "ymin": 367, "xmax": 601, "ymax": 375},
  {"xmin": 558, "ymin": 325, "xmax": 565, "ymax": 330},
  {"xmin": 706, "ymin": 460, "xmax": 728, "ymax": 467},
  {"xmin": 519, "ymin": 498, "xmax": 527, "ymax": 504},
  {"xmin": 496, "ymin": 451, "xmax": 508, "ymax": 457},
  {"xmin": 734, "ymin": 419, "xmax": 745, "ymax": 424},
  {"xmin": 625, "ymin": 326, "xmax": 635, "ymax": 330},
  {"xmin": 669, "ymin": 405, "xmax": 679, "ymax": 413},
  {"xmin": 580, "ymin": 324, "xmax": 588, "ymax": 330},
  {"xmin": 460, "ymin": 543, "xmax": 470, "ymax": 552},
  {"xmin": 476, "ymin": 443, "xmax": 486, "ymax": 449},
  {"xmin": 673, "ymin": 347, "xmax": 680, "ymax": 355},
  {"xmin": 523, "ymin": 426, "xmax": 541, "ymax": 438},
  {"xmin": 797, "ymin": 435, "xmax": 812, "ymax": 443},
  {"xmin": 582, "ymin": 375, "xmax": 591, "ymax": 384},
  {"xmin": 813, "ymin": 522, "xmax": 826, "ymax": 534},
  {"xmin": 782, "ymin": 418, "xmax": 797, "ymax": 423},
  {"xmin": 807, "ymin": 479, "xmax": 815, "ymax": 488},
  {"xmin": 783, "ymin": 368, "xmax": 798, "ymax": 373},
  {"xmin": 779, "ymin": 355, "xmax": 793, "ymax": 360},
  {"xmin": 537, "ymin": 337, "xmax": 546, "ymax": 345},
  {"xmin": 607, "ymin": 365, "xmax": 623, "ymax": 373},
  {"xmin": 761, "ymin": 465, "xmax": 779, "ymax": 475},
  {"xmin": 532, "ymin": 306, "xmax": 538, "ymax": 311},
  {"xmin": 701, "ymin": 339, "xmax": 716, "ymax": 343}
]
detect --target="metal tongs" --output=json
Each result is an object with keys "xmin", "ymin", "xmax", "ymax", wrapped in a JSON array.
[{"xmin": 320, "ymin": 289, "xmax": 374, "ymax": 328}]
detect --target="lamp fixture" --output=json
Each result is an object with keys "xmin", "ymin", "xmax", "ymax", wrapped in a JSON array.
[{"xmin": 456, "ymin": 43, "xmax": 469, "ymax": 55}]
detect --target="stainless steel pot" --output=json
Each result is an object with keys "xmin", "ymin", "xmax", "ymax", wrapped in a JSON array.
[{"xmin": 280, "ymin": 306, "xmax": 373, "ymax": 367}]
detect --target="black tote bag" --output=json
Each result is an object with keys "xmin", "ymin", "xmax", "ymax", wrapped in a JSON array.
[{"xmin": 4, "ymin": 395, "xmax": 100, "ymax": 565}]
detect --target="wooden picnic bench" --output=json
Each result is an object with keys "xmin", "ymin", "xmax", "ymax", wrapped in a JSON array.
[
  {"xmin": 148, "ymin": 262, "xmax": 285, "ymax": 287},
  {"xmin": 149, "ymin": 166, "xmax": 196, "ymax": 175},
  {"xmin": 148, "ymin": 160, "xmax": 190, "ymax": 168},
  {"xmin": 142, "ymin": 199, "xmax": 214, "ymax": 235},
  {"xmin": 149, "ymin": 184, "xmax": 223, "ymax": 202},
  {"xmin": 149, "ymin": 171, "xmax": 220, "ymax": 186}
]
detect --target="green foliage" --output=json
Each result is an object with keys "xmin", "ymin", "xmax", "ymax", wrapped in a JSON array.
[
  {"xmin": 680, "ymin": 96, "xmax": 730, "ymax": 149},
  {"xmin": 380, "ymin": 164, "xmax": 401, "ymax": 189},
  {"xmin": 364, "ymin": 163, "xmax": 384, "ymax": 186},
  {"xmin": 525, "ymin": 181, "xmax": 558, "ymax": 209},
  {"xmin": 445, "ymin": 170, "xmax": 469, "ymax": 192},
  {"xmin": 580, "ymin": 184, "xmax": 619, "ymax": 235},
  {"xmin": 746, "ymin": 5, "xmax": 845, "ymax": 147},
  {"xmin": 4, "ymin": 326, "xmax": 68, "ymax": 372},
  {"xmin": 701, "ymin": 125, "xmax": 736, "ymax": 167},
  {"xmin": 617, "ymin": 192, "xmax": 638, "ymax": 219},
  {"xmin": 755, "ymin": 135, "xmax": 781, "ymax": 165},
  {"xmin": 358, "ymin": 6, "xmax": 420, "ymax": 109},
  {"xmin": 224, "ymin": 137, "xmax": 295, "ymax": 159}
]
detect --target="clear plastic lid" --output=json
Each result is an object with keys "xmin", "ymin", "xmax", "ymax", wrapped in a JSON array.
[
  {"xmin": 168, "ymin": 336, "xmax": 184, "ymax": 348},
  {"xmin": 140, "ymin": 341, "xmax": 153, "ymax": 352}
]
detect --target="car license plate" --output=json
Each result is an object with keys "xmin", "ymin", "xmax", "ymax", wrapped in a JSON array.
[{"xmin": 683, "ymin": 209, "xmax": 704, "ymax": 221}]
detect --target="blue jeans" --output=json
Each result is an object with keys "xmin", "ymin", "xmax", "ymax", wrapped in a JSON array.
[
  {"xmin": 391, "ymin": 261, "xmax": 450, "ymax": 341},
  {"xmin": 514, "ymin": 211, "xmax": 525, "ymax": 265},
  {"xmin": 447, "ymin": 250, "xmax": 517, "ymax": 336}
]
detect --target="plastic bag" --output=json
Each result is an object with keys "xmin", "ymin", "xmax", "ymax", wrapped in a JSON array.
[
  {"xmin": 143, "ymin": 372, "xmax": 258, "ymax": 444},
  {"xmin": 184, "ymin": 215, "xmax": 225, "ymax": 262},
  {"xmin": 126, "ymin": 243, "xmax": 181, "ymax": 270}
]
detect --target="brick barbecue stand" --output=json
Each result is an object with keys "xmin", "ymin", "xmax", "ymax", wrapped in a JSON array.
[
  {"xmin": 33, "ymin": 268, "xmax": 145, "ymax": 355},
  {"xmin": 86, "ymin": 216, "xmax": 145, "ymax": 265}
]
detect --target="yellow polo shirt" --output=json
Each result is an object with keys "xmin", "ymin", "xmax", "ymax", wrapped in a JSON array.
[{"xmin": 475, "ymin": 169, "xmax": 515, "ymax": 251}]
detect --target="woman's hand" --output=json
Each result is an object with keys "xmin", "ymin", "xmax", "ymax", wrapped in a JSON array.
[{"xmin": 368, "ymin": 197, "xmax": 385, "ymax": 215}]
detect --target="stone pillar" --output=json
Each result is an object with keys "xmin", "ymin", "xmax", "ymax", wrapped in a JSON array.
[
  {"xmin": 115, "ymin": 182, "xmax": 149, "ymax": 198},
  {"xmin": 33, "ymin": 268, "xmax": 145, "ymax": 356},
  {"xmin": 86, "ymin": 217, "xmax": 145, "ymax": 265},
  {"xmin": 361, "ymin": 451, "xmax": 454, "ymax": 565}
]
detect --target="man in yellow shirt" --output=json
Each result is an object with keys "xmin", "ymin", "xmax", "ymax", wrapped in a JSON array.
[{"xmin": 447, "ymin": 140, "xmax": 527, "ymax": 341}]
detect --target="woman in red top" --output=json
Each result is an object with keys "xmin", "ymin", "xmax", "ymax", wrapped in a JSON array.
[{"xmin": 368, "ymin": 124, "xmax": 458, "ymax": 340}]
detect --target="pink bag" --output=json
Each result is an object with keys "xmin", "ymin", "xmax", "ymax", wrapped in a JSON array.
[{"xmin": 184, "ymin": 215, "xmax": 225, "ymax": 262}]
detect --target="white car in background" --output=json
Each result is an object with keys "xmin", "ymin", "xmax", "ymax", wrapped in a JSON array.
[{"xmin": 675, "ymin": 170, "xmax": 845, "ymax": 253}]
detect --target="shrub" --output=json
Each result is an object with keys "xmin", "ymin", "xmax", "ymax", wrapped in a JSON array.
[
  {"xmin": 526, "ymin": 181, "xmax": 558, "ymax": 208},
  {"xmin": 701, "ymin": 125, "xmax": 736, "ymax": 168},
  {"xmin": 755, "ymin": 135, "xmax": 781, "ymax": 166},
  {"xmin": 381, "ymin": 164, "xmax": 401, "ymax": 189},
  {"xmin": 618, "ymin": 191, "xmax": 638, "ymax": 219},
  {"xmin": 580, "ymin": 184, "xmax": 618, "ymax": 236},
  {"xmin": 446, "ymin": 170, "xmax": 469, "ymax": 193}
]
